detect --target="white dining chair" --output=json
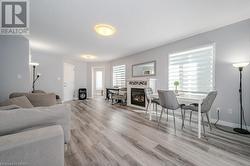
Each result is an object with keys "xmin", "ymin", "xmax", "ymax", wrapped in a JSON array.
[
  {"xmin": 182, "ymin": 91, "xmax": 217, "ymax": 135},
  {"xmin": 144, "ymin": 88, "xmax": 160, "ymax": 120}
]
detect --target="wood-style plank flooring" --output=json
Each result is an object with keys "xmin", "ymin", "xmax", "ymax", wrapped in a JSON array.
[{"xmin": 65, "ymin": 97, "xmax": 250, "ymax": 166}]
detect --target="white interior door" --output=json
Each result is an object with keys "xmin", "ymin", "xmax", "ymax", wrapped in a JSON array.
[
  {"xmin": 64, "ymin": 63, "xmax": 75, "ymax": 101},
  {"xmin": 92, "ymin": 67, "xmax": 105, "ymax": 97}
]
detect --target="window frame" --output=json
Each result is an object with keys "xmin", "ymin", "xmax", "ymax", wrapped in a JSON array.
[
  {"xmin": 112, "ymin": 64, "xmax": 126, "ymax": 88},
  {"xmin": 168, "ymin": 43, "xmax": 216, "ymax": 94}
]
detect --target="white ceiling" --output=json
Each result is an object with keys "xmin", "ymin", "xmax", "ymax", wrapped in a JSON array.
[{"xmin": 29, "ymin": 0, "xmax": 250, "ymax": 62}]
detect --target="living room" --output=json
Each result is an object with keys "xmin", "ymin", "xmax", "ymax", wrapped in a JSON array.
[{"xmin": 0, "ymin": 0, "xmax": 250, "ymax": 166}]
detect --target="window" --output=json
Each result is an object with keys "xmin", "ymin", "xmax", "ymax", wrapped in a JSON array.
[
  {"xmin": 168, "ymin": 45, "xmax": 215, "ymax": 93},
  {"xmin": 113, "ymin": 65, "xmax": 126, "ymax": 87}
]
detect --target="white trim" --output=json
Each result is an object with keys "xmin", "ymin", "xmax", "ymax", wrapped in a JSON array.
[
  {"xmin": 91, "ymin": 66, "xmax": 105, "ymax": 98},
  {"xmin": 168, "ymin": 43, "xmax": 216, "ymax": 93},
  {"xmin": 210, "ymin": 118, "xmax": 250, "ymax": 128},
  {"xmin": 168, "ymin": 43, "xmax": 216, "ymax": 56}
]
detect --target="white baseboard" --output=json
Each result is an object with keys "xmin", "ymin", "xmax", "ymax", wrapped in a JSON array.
[{"xmin": 210, "ymin": 118, "xmax": 250, "ymax": 128}]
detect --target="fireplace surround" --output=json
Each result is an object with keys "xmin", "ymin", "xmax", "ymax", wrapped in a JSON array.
[
  {"xmin": 127, "ymin": 78, "xmax": 156, "ymax": 109},
  {"xmin": 131, "ymin": 88, "xmax": 145, "ymax": 107}
]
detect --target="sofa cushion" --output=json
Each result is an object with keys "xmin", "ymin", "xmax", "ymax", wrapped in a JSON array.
[
  {"xmin": 26, "ymin": 93, "xmax": 57, "ymax": 107},
  {"xmin": 0, "ymin": 96, "xmax": 33, "ymax": 108},
  {"xmin": 0, "ymin": 104, "xmax": 71, "ymax": 143}
]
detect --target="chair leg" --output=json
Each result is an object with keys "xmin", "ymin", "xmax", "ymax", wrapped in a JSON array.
[
  {"xmin": 181, "ymin": 109, "xmax": 185, "ymax": 129},
  {"xmin": 173, "ymin": 110, "xmax": 176, "ymax": 133},
  {"xmin": 166, "ymin": 109, "xmax": 169, "ymax": 121},
  {"xmin": 145, "ymin": 102, "xmax": 149, "ymax": 115},
  {"xmin": 206, "ymin": 113, "xmax": 212, "ymax": 131},
  {"xmin": 158, "ymin": 108, "xmax": 164, "ymax": 126},
  {"xmin": 153, "ymin": 103, "xmax": 155, "ymax": 115},
  {"xmin": 201, "ymin": 114, "xmax": 206, "ymax": 136},
  {"xmin": 189, "ymin": 111, "xmax": 192, "ymax": 125},
  {"xmin": 156, "ymin": 104, "xmax": 158, "ymax": 121}
]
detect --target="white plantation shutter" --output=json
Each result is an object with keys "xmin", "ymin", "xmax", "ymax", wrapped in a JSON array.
[
  {"xmin": 168, "ymin": 45, "xmax": 215, "ymax": 93},
  {"xmin": 113, "ymin": 65, "xmax": 126, "ymax": 87}
]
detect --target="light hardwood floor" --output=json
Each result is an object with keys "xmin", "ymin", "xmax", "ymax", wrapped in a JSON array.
[{"xmin": 65, "ymin": 98, "xmax": 250, "ymax": 166}]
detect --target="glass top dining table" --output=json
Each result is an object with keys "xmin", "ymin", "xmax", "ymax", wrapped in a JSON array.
[{"xmin": 150, "ymin": 93, "xmax": 206, "ymax": 139}]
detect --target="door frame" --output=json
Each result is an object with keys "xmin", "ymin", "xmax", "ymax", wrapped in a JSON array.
[
  {"xmin": 91, "ymin": 66, "xmax": 105, "ymax": 98},
  {"xmin": 63, "ymin": 63, "xmax": 75, "ymax": 102}
]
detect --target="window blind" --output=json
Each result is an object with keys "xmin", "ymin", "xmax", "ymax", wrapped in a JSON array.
[
  {"xmin": 168, "ymin": 45, "xmax": 215, "ymax": 93},
  {"xmin": 113, "ymin": 65, "xmax": 126, "ymax": 87}
]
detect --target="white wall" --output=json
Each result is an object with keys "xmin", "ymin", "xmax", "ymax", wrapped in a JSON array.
[
  {"xmin": 31, "ymin": 53, "xmax": 88, "ymax": 100},
  {"xmin": 31, "ymin": 53, "xmax": 64, "ymax": 98},
  {"xmin": 110, "ymin": 19, "xmax": 250, "ymax": 125},
  {"xmin": 0, "ymin": 36, "xmax": 31, "ymax": 101}
]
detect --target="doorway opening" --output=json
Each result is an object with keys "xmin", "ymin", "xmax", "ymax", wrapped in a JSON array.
[{"xmin": 92, "ymin": 67, "xmax": 105, "ymax": 98}]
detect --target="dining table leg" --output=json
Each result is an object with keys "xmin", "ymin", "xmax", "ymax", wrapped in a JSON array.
[
  {"xmin": 198, "ymin": 100, "xmax": 202, "ymax": 138},
  {"xmin": 149, "ymin": 101, "xmax": 152, "ymax": 120}
]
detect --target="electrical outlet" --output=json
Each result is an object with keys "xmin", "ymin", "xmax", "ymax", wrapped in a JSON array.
[{"xmin": 228, "ymin": 108, "xmax": 233, "ymax": 114}]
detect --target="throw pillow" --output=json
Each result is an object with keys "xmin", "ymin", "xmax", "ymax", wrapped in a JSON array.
[
  {"xmin": 0, "ymin": 96, "xmax": 33, "ymax": 108},
  {"xmin": 26, "ymin": 93, "xmax": 57, "ymax": 107}
]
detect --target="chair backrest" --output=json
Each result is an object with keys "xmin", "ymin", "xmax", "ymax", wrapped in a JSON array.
[
  {"xmin": 144, "ymin": 88, "xmax": 153, "ymax": 102},
  {"xmin": 119, "ymin": 88, "xmax": 127, "ymax": 91},
  {"xmin": 158, "ymin": 90, "xmax": 179, "ymax": 110},
  {"xmin": 201, "ymin": 91, "xmax": 217, "ymax": 113},
  {"xmin": 119, "ymin": 88, "xmax": 127, "ymax": 97}
]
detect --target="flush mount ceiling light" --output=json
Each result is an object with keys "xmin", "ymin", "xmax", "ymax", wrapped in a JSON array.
[
  {"xmin": 94, "ymin": 24, "xmax": 116, "ymax": 36},
  {"xmin": 81, "ymin": 54, "xmax": 96, "ymax": 60}
]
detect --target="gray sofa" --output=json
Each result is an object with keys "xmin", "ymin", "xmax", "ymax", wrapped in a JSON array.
[
  {"xmin": 9, "ymin": 91, "xmax": 62, "ymax": 106},
  {"xmin": 0, "ymin": 100, "xmax": 71, "ymax": 166},
  {"xmin": 0, "ymin": 125, "xmax": 64, "ymax": 166}
]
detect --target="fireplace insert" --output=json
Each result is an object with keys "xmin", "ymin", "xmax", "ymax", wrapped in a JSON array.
[{"xmin": 131, "ymin": 88, "xmax": 145, "ymax": 107}]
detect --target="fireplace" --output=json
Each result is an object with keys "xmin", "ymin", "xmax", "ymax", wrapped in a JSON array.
[{"xmin": 131, "ymin": 88, "xmax": 145, "ymax": 107}]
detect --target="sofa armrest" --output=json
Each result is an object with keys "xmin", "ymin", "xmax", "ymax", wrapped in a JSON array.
[{"xmin": 0, "ymin": 125, "xmax": 64, "ymax": 166}]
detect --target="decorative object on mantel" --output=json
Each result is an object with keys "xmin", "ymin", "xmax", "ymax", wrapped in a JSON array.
[
  {"xmin": 30, "ymin": 62, "xmax": 40, "ymax": 93},
  {"xmin": 132, "ymin": 61, "xmax": 156, "ymax": 77},
  {"xmin": 128, "ymin": 80, "xmax": 147, "ymax": 86},
  {"xmin": 174, "ymin": 81, "xmax": 180, "ymax": 94},
  {"xmin": 232, "ymin": 62, "xmax": 250, "ymax": 134}
]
